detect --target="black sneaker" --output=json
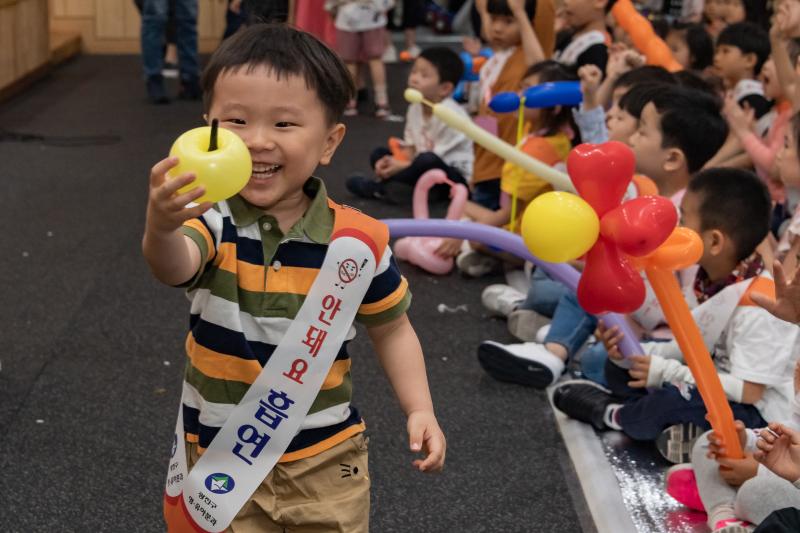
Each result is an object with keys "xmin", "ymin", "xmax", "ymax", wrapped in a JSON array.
[
  {"xmin": 477, "ymin": 341, "xmax": 561, "ymax": 389},
  {"xmin": 656, "ymin": 423, "xmax": 703, "ymax": 464},
  {"xmin": 346, "ymin": 174, "xmax": 386, "ymax": 200},
  {"xmin": 552, "ymin": 380, "xmax": 614, "ymax": 431},
  {"xmin": 146, "ymin": 74, "xmax": 170, "ymax": 104},
  {"xmin": 178, "ymin": 77, "xmax": 202, "ymax": 100}
]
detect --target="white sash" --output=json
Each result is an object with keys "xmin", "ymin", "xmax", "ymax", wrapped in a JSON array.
[
  {"xmin": 554, "ymin": 30, "xmax": 606, "ymax": 66},
  {"xmin": 165, "ymin": 233, "xmax": 377, "ymax": 532},
  {"xmin": 690, "ymin": 276, "xmax": 760, "ymax": 351}
]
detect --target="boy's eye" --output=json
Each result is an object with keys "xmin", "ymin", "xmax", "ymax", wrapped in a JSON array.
[
  {"xmin": 276, "ymin": 122, "xmax": 295, "ymax": 128},
  {"xmin": 225, "ymin": 118, "xmax": 246, "ymax": 125}
]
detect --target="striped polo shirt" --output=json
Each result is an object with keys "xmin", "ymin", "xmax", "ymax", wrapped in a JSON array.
[{"xmin": 180, "ymin": 177, "xmax": 411, "ymax": 462}]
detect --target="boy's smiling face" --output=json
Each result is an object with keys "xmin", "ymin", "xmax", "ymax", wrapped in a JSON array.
[{"xmin": 207, "ymin": 66, "xmax": 345, "ymax": 211}]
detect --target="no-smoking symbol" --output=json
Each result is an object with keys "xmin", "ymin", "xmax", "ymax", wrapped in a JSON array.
[{"xmin": 338, "ymin": 259, "xmax": 359, "ymax": 284}]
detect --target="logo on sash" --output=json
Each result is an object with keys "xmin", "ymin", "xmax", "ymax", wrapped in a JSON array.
[{"xmin": 205, "ymin": 474, "xmax": 235, "ymax": 494}]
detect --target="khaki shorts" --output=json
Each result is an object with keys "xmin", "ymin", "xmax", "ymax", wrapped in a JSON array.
[{"xmin": 186, "ymin": 434, "xmax": 370, "ymax": 532}]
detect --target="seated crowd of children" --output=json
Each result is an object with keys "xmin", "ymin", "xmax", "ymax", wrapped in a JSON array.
[{"xmin": 337, "ymin": 0, "xmax": 800, "ymax": 531}]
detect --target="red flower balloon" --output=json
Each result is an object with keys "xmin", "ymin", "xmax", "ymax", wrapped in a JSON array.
[{"xmin": 569, "ymin": 142, "xmax": 678, "ymax": 314}]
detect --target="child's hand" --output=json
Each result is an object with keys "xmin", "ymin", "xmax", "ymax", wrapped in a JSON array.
[
  {"xmin": 716, "ymin": 454, "xmax": 760, "ymax": 487},
  {"xmin": 463, "ymin": 36, "xmax": 482, "ymax": 56},
  {"xmin": 606, "ymin": 46, "xmax": 644, "ymax": 80},
  {"xmin": 229, "ymin": 0, "xmax": 242, "ymax": 13},
  {"xmin": 755, "ymin": 422, "xmax": 800, "ymax": 482},
  {"xmin": 146, "ymin": 157, "xmax": 212, "ymax": 235},
  {"xmin": 474, "ymin": 0, "xmax": 488, "ymax": 15},
  {"xmin": 578, "ymin": 65, "xmax": 603, "ymax": 110},
  {"xmin": 751, "ymin": 260, "xmax": 800, "ymax": 324},
  {"xmin": 627, "ymin": 354, "xmax": 651, "ymax": 388},
  {"xmin": 595, "ymin": 320, "xmax": 624, "ymax": 361},
  {"xmin": 707, "ymin": 420, "xmax": 748, "ymax": 458},
  {"xmin": 435, "ymin": 238, "xmax": 463, "ymax": 258},
  {"xmin": 723, "ymin": 94, "xmax": 755, "ymax": 136},
  {"xmin": 507, "ymin": 0, "xmax": 528, "ymax": 17},
  {"xmin": 407, "ymin": 410, "xmax": 446, "ymax": 473}
]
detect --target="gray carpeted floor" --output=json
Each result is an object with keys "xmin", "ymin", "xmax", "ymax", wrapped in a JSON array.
[{"xmin": 0, "ymin": 55, "xmax": 592, "ymax": 532}]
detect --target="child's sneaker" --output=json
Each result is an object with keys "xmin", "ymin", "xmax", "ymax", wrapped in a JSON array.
[
  {"xmin": 481, "ymin": 284, "xmax": 525, "ymax": 317},
  {"xmin": 375, "ymin": 104, "xmax": 404, "ymax": 122},
  {"xmin": 456, "ymin": 250, "xmax": 500, "ymax": 277},
  {"xmin": 507, "ymin": 309, "xmax": 550, "ymax": 341},
  {"xmin": 712, "ymin": 519, "xmax": 755, "ymax": 533},
  {"xmin": 551, "ymin": 379, "xmax": 614, "ymax": 430},
  {"xmin": 656, "ymin": 423, "xmax": 704, "ymax": 464},
  {"xmin": 477, "ymin": 341, "xmax": 565, "ymax": 389},
  {"xmin": 346, "ymin": 174, "xmax": 386, "ymax": 200},
  {"xmin": 665, "ymin": 463, "xmax": 705, "ymax": 511}
]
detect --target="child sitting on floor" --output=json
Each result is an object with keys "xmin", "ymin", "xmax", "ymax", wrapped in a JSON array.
[
  {"xmin": 553, "ymin": 168, "xmax": 800, "ymax": 467},
  {"xmin": 477, "ymin": 87, "xmax": 728, "ymax": 382},
  {"xmin": 345, "ymin": 47, "xmax": 473, "ymax": 201}
]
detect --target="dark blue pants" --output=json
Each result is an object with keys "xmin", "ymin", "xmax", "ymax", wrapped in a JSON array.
[
  {"xmin": 370, "ymin": 147, "xmax": 468, "ymax": 192},
  {"xmin": 605, "ymin": 359, "xmax": 768, "ymax": 441}
]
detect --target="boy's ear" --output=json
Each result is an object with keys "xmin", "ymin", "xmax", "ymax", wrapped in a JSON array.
[
  {"xmin": 707, "ymin": 228, "xmax": 726, "ymax": 257},
  {"xmin": 438, "ymin": 81, "xmax": 455, "ymax": 100},
  {"xmin": 319, "ymin": 123, "xmax": 347, "ymax": 166},
  {"xmin": 742, "ymin": 51, "xmax": 757, "ymax": 72},
  {"xmin": 663, "ymin": 147, "xmax": 686, "ymax": 173},
  {"xmin": 203, "ymin": 113, "xmax": 209, "ymax": 123}
]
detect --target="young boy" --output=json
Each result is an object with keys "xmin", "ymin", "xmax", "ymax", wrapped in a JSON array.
[
  {"xmin": 143, "ymin": 24, "xmax": 445, "ymax": 531},
  {"xmin": 554, "ymin": 168, "xmax": 799, "ymax": 464},
  {"xmin": 714, "ymin": 21, "xmax": 772, "ymax": 123},
  {"xmin": 477, "ymin": 86, "xmax": 728, "ymax": 388},
  {"xmin": 346, "ymin": 46, "xmax": 473, "ymax": 201},
  {"xmin": 553, "ymin": 0, "xmax": 614, "ymax": 71}
]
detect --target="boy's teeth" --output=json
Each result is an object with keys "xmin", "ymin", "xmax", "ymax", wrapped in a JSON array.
[{"xmin": 253, "ymin": 163, "xmax": 281, "ymax": 173}]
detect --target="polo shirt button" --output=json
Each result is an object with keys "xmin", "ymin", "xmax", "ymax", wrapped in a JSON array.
[
  {"xmin": 273, "ymin": 261, "xmax": 282, "ymax": 271},
  {"xmin": 262, "ymin": 222, "xmax": 272, "ymax": 231}
]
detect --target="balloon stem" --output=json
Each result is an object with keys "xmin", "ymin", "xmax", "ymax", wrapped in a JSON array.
[
  {"xmin": 208, "ymin": 119, "xmax": 219, "ymax": 152},
  {"xmin": 511, "ymin": 97, "xmax": 526, "ymax": 232}
]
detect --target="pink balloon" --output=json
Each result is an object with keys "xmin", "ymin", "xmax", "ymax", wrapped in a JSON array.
[
  {"xmin": 577, "ymin": 237, "xmax": 645, "ymax": 314},
  {"xmin": 599, "ymin": 195, "xmax": 678, "ymax": 257},
  {"xmin": 567, "ymin": 141, "xmax": 636, "ymax": 217},
  {"xmin": 393, "ymin": 170, "xmax": 469, "ymax": 275}
]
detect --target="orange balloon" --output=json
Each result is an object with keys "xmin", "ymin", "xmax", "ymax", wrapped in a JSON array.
[
  {"xmin": 631, "ymin": 174, "xmax": 659, "ymax": 197},
  {"xmin": 611, "ymin": 0, "xmax": 683, "ymax": 72},
  {"xmin": 643, "ymin": 227, "xmax": 703, "ymax": 271},
  {"xmin": 641, "ymin": 226, "xmax": 743, "ymax": 459},
  {"xmin": 389, "ymin": 137, "xmax": 410, "ymax": 162}
]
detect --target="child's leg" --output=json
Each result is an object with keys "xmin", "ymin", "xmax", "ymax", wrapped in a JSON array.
[
  {"xmin": 542, "ymin": 291, "xmax": 598, "ymax": 362},
  {"xmin": 386, "ymin": 152, "xmax": 468, "ymax": 188},
  {"xmin": 471, "ymin": 179, "xmax": 501, "ymax": 210},
  {"xmin": 518, "ymin": 268, "xmax": 568, "ymax": 317},
  {"xmin": 579, "ymin": 343, "xmax": 609, "ymax": 386},
  {"xmin": 690, "ymin": 431, "xmax": 739, "ymax": 527},
  {"xmin": 367, "ymin": 58, "xmax": 388, "ymax": 108},
  {"xmin": 369, "ymin": 147, "xmax": 392, "ymax": 171},
  {"xmin": 736, "ymin": 467, "xmax": 800, "ymax": 525}
]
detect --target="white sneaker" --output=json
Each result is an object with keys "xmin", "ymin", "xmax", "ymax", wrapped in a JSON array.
[
  {"xmin": 456, "ymin": 250, "xmax": 500, "ymax": 277},
  {"xmin": 382, "ymin": 44, "xmax": 398, "ymax": 63},
  {"xmin": 404, "ymin": 44, "xmax": 422, "ymax": 59},
  {"xmin": 477, "ymin": 341, "xmax": 566, "ymax": 389},
  {"xmin": 481, "ymin": 284, "xmax": 525, "ymax": 317},
  {"xmin": 507, "ymin": 309, "xmax": 550, "ymax": 341}
]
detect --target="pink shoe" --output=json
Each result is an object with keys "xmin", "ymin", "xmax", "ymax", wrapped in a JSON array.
[
  {"xmin": 665, "ymin": 464, "xmax": 705, "ymax": 511},
  {"xmin": 712, "ymin": 518, "xmax": 755, "ymax": 532}
]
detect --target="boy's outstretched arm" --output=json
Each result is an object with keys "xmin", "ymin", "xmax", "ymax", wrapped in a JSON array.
[
  {"xmin": 142, "ymin": 156, "xmax": 212, "ymax": 286},
  {"xmin": 367, "ymin": 313, "xmax": 446, "ymax": 473}
]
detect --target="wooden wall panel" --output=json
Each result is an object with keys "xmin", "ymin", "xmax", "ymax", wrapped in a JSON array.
[
  {"xmin": 0, "ymin": 5, "xmax": 16, "ymax": 89},
  {"xmin": 0, "ymin": 0, "xmax": 50, "ymax": 92}
]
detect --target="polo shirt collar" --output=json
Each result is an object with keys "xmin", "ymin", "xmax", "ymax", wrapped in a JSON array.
[{"xmin": 226, "ymin": 177, "xmax": 333, "ymax": 243}]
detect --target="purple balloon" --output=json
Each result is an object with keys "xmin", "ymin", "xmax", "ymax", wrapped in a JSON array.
[{"xmin": 384, "ymin": 219, "xmax": 643, "ymax": 360}]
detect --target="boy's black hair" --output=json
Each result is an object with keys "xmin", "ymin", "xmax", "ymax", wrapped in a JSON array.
[
  {"xmin": 618, "ymin": 83, "xmax": 671, "ymax": 119},
  {"xmin": 688, "ymin": 168, "xmax": 771, "ymax": 261},
  {"xmin": 716, "ymin": 22, "xmax": 771, "ymax": 75},
  {"xmin": 670, "ymin": 22, "xmax": 714, "ymax": 71},
  {"xmin": 201, "ymin": 24, "xmax": 355, "ymax": 124},
  {"xmin": 613, "ymin": 66, "xmax": 676, "ymax": 92},
  {"xmin": 487, "ymin": 0, "xmax": 536, "ymax": 19},
  {"xmin": 522, "ymin": 60, "xmax": 580, "ymax": 140},
  {"xmin": 672, "ymin": 70, "xmax": 717, "ymax": 95},
  {"xmin": 418, "ymin": 46, "xmax": 464, "ymax": 87},
  {"xmin": 650, "ymin": 87, "xmax": 728, "ymax": 173},
  {"xmin": 741, "ymin": 0, "xmax": 771, "ymax": 31}
]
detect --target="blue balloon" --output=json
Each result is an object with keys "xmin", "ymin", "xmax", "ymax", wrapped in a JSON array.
[
  {"xmin": 459, "ymin": 51, "xmax": 480, "ymax": 82},
  {"xmin": 523, "ymin": 81, "xmax": 583, "ymax": 108},
  {"xmin": 488, "ymin": 91, "xmax": 521, "ymax": 113},
  {"xmin": 384, "ymin": 219, "xmax": 644, "ymax": 361}
]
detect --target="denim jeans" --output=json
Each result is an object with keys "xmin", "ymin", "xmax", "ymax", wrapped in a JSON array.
[
  {"xmin": 579, "ymin": 342, "xmax": 609, "ymax": 386},
  {"xmin": 520, "ymin": 268, "xmax": 568, "ymax": 317},
  {"xmin": 543, "ymin": 291, "xmax": 598, "ymax": 357},
  {"xmin": 141, "ymin": 0, "xmax": 199, "ymax": 80}
]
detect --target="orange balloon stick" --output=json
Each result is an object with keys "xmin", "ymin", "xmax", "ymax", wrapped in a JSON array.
[
  {"xmin": 642, "ymin": 228, "xmax": 744, "ymax": 459},
  {"xmin": 611, "ymin": 0, "xmax": 683, "ymax": 73}
]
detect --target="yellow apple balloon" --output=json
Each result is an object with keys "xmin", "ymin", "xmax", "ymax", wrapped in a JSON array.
[
  {"xmin": 167, "ymin": 119, "xmax": 252, "ymax": 203},
  {"xmin": 521, "ymin": 192, "xmax": 599, "ymax": 263}
]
